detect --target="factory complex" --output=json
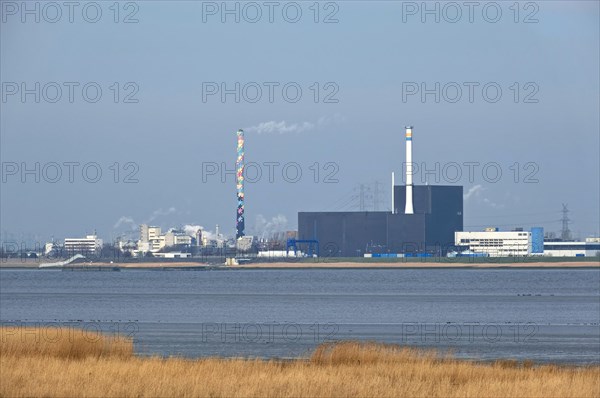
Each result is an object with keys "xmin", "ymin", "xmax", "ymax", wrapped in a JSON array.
[
  {"xmin": 295, "ymin": 127, "xmax": 598, "ymax": 258},
  {"xmin": 24, "ymin": 126, "xmax": 599, "ymax": 262}
]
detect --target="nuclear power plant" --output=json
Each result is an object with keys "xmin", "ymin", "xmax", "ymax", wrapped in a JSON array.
[{"xmin": 297, "ymin": 126, "xmax": 464, "ymax": 256}]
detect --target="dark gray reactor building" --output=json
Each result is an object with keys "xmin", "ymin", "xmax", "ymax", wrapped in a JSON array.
[
  {"xmin": 298, "ymin": 127, "xmax": 463, "ymax": 257},
  {"xmin": 298, "ymin": 185, "xmax": 463, "ymax": 256}
]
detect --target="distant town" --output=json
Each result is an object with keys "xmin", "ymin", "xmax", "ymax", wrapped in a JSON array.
[
  {"xmin": 7, "ymin": 224, "xmax": 296, "ymax": 262},
  {"xmin": 2, "ymin": 221, "xmax": 598, "ymax": 263}
]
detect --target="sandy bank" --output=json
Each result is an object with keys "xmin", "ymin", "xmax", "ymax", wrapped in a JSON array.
[{"xmin": 230, "ymin": 261, "xmax": 600, "ymax": 269}]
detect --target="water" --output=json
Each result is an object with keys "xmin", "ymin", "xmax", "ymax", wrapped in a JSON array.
[{"xmin": 1, "ymin": 268, "xmax": 599, "ymax": 364}]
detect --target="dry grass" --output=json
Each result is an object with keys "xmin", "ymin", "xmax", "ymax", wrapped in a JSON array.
[
  {"xmin": 0, "ymin": 325, "xmax": 132, "ymax": 360},
  {"xmin": 1, "ymin": 328, "xmax": 598, "ymax": 398}
]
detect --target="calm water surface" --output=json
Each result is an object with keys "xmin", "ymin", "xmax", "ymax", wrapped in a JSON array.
[{"xmin": 1, "ymin": 268, "xmax": 598, "ymax": 364}]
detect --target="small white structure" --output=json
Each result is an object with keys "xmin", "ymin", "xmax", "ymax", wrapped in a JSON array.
[
  {"xmin": 225, "ymin": 257, "xmax": 239, "ymax": 265},
  {"xmin": 258, "ymin": 250, "xmax": 305, "ymax": 258},
  {"xmin": 455, "ymin": 230, "xmax": 531, "ymax": 257},
  {"xmin": 44, "ymin": 242, "xmax": 55, "ymax": 255},
  {"xmin": 152, "ymin": 252, "xmax": 191, "ymax": 259}
]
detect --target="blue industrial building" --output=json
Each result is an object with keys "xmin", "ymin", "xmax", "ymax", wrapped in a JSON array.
[
  {"xmin": 531, "ymin": 227, "xmax": 544, "ymax": 254},
  {"xmin": 298, "ymin": 185, "xmax": 463, "ymax": 257}
]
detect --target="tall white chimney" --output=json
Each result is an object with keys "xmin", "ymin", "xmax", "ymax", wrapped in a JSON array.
[
  {"xmin": 391, "ymin": 172, "xmax": 395, "ymax": 214},
  {"xmin": 404, "ymin": 126, "xmax": 414, "ymax": 214}
]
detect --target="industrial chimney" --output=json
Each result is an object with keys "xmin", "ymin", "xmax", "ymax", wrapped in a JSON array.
[
  {"xmin": 404, "ymin": 126, "xmax": 414, "ymax": 215},
  {"xmin": 236, "ymin": 129, "xmax": 245, "ymax": 239},
  {"xmin": 391, "ymin": 172, "xmax": 395, "ymax": 214}
]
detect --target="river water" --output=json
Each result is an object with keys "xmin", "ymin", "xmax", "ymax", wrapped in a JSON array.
[{"xmin": 1, "ymin": 268, "xmax": 598, "ymax": 364}]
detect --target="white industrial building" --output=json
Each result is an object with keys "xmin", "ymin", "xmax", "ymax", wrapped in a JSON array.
[
  {"xmin": 137, "ymin": 224, "xmax": 193, "ymax": 254},
  {"xmin": 164, "ymin": 230, "xmax": 192, "ymax": 247},
  {"xmin": 139, "ymin": 225, "xmax": 164, "ymax": 252},
  {"xmin": 64, "ymin": 234, "xmax": 103, "ymax": 255},
  {"xmin": 138, "ymin": 225, "xmax": 166, "ymax": 252},
  {"xmin": 455, "ymin": 230, "xmax": 532, "ymax": 257},
  {"xmin": 543, "ymin": 239, "xmax": 600, "ymax": 257},
  {"xmin": 456, "ymin": 228, "xmax": 600, "ymax": 258}
]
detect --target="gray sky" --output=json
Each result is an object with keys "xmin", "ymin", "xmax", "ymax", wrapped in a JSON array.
[{"xmin": 1, "ymin": 1, "xmax": 599, "ymax": 244}]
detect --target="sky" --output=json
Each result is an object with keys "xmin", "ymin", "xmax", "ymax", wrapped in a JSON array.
[{"xmin": 1, "ymin": 1, "xmax": 599, "ymax": 244}]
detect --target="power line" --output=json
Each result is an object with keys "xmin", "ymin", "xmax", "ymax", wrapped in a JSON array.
[
  {"xmin": 561, "ymin": 203, "xmax": 572, "ymax": 240},
  {"xmin": 373, "ymin": 181, "xmax": 386, "ymax": 211},
  {"xmin": 323, "ymin": 187, "xmax": 357, "ymax": 211}
]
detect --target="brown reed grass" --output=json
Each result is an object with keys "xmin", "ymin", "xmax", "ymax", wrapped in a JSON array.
[{"xmin": 1, "ymin": 327, "xmax": 598, "ymax": 397}]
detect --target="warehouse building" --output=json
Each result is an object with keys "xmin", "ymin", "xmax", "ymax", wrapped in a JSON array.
[
  {"xmin": 455, "ymin": 228, "xmax": 600, "ymax": 258},
  {"xmin": 543, "ymin": 239, "xmax": 600, "ymax": 257}
]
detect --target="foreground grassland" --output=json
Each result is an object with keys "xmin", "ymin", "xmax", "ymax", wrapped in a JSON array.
[{"xmin": 1, "ymin": 327, "xmax": 598, "ymax": 398}]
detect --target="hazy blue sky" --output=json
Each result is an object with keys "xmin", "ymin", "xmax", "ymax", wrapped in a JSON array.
[{"xmin": 1, "ymin": 1, "xmax": 599, "ymax": 243}]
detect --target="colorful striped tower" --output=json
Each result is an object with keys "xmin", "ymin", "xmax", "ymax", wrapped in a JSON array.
[{"xmin": 236, "ymin": 129, "xmax": 245, "ymax": 238}]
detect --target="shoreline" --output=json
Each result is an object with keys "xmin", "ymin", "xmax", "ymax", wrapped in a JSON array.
[
  {"xmin": 229, "ymin": 261, "xmax": 600, "ymax": 269},
  {"xmin": 1, "ymin": 260, "xmax": 598, "ymax": 269}
]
